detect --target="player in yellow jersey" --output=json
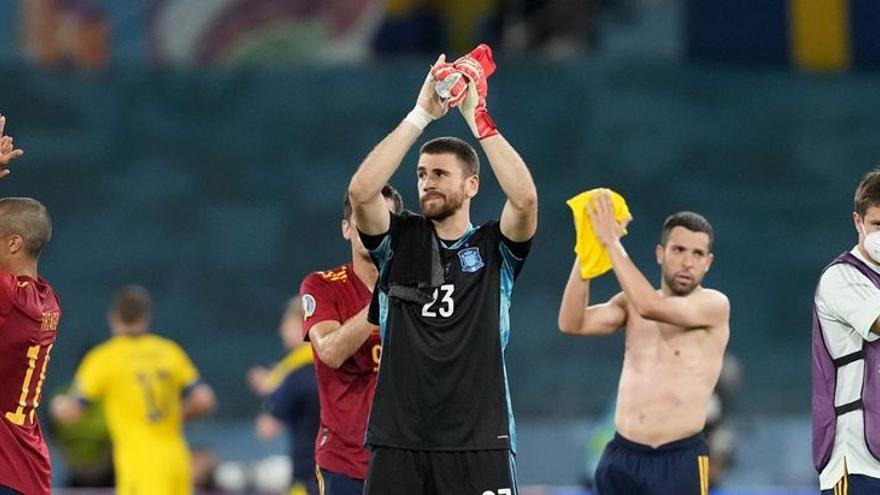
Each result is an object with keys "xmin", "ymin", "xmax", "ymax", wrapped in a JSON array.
[{"xmin": 51, "ymin": 285, "xmax": 216, "ymax": 495}]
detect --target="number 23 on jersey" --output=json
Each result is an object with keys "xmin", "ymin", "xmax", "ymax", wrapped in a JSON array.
[{"xmin": 421, "ymin": 284, "xmax": 455, "ymax": 318}]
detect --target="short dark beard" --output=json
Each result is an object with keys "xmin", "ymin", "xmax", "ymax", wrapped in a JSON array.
[
  {"xmin": 422, "ymin": 202, "xmax": 456, "ymax": 221},
  {"xmin": 662, "ymin": 271, "xmax": 699, "ymax": 296},
  {"xmin": 420, "ymin": 192, "xmax": 464, "ymax": 221}
]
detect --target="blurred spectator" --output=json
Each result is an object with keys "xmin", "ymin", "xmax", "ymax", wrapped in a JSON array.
[
  {"xmin": 371, "ymin": 0, "xmax": 446, "ymax": 55},
  {"xmin": 12, "ymin": 0, "xmax": 602, "ymax": 65},
  {"xmin": 191, "ymin": 446, "xmax": 221, "ymax": 492},
  {"xmin": 705, "ymin": 354, "xmax": 743, "ymax": 488},
  {"xmin": 497, "ymin": 0, "xmax": 599, "ymax": 59},
  {"xmin": 248, "ymin": 297, "xmax": 320, "ymax": 495},
  {"xmin": 181, "ymin": 0, "xmax": 379, "ymax": 65},
  {"xmin": 433, "ymin": 0, "xmax": 496, "ymax": 54},
  {"xmin": 48, "ymin": 382, "xmax": 115, "ymax": 488},
  {"xmin": 20, "ymin": 0, "xmax": 108, "ymax": 69}
]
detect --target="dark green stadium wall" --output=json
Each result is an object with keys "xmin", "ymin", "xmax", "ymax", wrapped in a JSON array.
[{"xmin": 0, "ymin": 60, "xmax": 874, "ymax": 417}]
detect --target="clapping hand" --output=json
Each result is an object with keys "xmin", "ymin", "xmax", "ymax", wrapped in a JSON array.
[{"xmin": 0, "ymin": 115, "xmax": 24, "ymax": 178}]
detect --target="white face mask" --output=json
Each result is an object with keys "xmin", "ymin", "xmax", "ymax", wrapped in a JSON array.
[{"xmin": 863, "ymin": 227, "xmax": 880, "ymax": 264}]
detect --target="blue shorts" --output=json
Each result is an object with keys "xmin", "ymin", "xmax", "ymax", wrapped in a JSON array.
[
  {"xmin": 821, "ymin": 473, "xmax": 880, "ymax": 495},
  {"xmin": 317, "ymin": 467, "xmax": 363, "ymax": 495},
  {"xmin": 594, "ymin": 432, "xmax": 710, "ymax": 495}
]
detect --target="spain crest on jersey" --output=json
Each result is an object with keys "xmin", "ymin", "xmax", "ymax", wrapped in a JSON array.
[{"xmin": 457, "ymin": 247, "xmax": 484, "ymax": 273}]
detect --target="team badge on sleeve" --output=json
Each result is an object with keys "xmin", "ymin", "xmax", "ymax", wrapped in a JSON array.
[
  {"xmin": 302, "ymin": 294, "xmax": 317, "ymax": 319},
  {"xmin": 458, "ymin": 247, "xmax": 484, "ymax": 273}
]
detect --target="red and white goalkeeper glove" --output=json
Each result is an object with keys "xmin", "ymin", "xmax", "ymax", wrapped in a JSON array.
[
  {"xmin": 452, "ymin": 44, "xmax": 494, "ymax": 99},
  {"xmin": 459, "ymin": 82, "xmax": 498, "ymax": 140},
  {"xmin": 432, "ymin": 44, "xmax": 496, "ymax": 108},
  {"xmin": 431, "ymin": 61, "xmax": 468, "ymax": 108}
]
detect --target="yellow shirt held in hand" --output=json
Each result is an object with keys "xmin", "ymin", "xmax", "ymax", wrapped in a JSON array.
[{"xmin": 566, "ymin": 188, "xmax": 632, "ymax": 280}]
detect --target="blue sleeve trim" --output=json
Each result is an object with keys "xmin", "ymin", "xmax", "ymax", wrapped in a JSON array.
[
  {"xmin": 499, "ymin": 241, "xmax": 525, "ymax": 279},
  {"xmin": 378, "ymin": 290, "xmax": 389, "ymax": 343},
  {"xmin": 370, "ymin": 235, "xmax": 393, "ymax": 273}
]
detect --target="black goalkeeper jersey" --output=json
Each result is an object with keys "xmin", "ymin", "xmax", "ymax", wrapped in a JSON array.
[{"xmin": 362, "ymin": 212, "xmax": 530, "ymax": 452}]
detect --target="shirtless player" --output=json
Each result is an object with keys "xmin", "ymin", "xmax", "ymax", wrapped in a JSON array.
[{"xmin": 558, "ymin": 191, "xmax": 729, "ymax": 495}]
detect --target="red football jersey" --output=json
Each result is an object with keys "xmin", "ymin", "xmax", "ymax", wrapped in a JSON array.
[
  {"xmin": 0, "ymin": 271, "xmax": 61, "ymax": 495},
  {"xmin": 300, "ymin": 263, "xmax": 379, "ymax": 480}
]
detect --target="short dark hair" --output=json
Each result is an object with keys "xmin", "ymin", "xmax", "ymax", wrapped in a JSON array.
[
  {"xmin": 0, "ymin": 198, "xmax": 52, "ymax": 258},
  {"xmin": 112, "ymin": 285, "xmax": 151, "ymax": 325},
  {"xmin": 419, "ymin": 137, "xmax": 479, "ymax": 177},
  {"xmin": 660, "ymin": 211, "xmax": 714, "ymax": 251},
  {"xmin": 855, "ymin": 168, "xmax": 880, "ymax": 217},
  {"xmin": 343, "ymin": 184, "xmax": 404, "ymax": 221}
]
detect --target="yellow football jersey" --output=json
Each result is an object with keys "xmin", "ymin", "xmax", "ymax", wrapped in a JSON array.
[{"xmin": 74, "ymin": 333, "xmax": 201, "ymax": 495}]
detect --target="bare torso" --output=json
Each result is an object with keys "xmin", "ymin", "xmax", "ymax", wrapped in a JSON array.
[{"xmin": 615, "ymin": 290, "xmax": 729, "ymax": 447}]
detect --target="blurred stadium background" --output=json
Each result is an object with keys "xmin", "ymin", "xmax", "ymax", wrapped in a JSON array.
[{"xmin": 1, "ymin": 0, "xmax": 877, "ymax": 493}]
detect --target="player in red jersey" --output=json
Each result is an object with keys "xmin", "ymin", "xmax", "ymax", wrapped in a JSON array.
[
  {"xmin": 300, "ymin": 185, "xmax": 403, "ymax": 495},
  {"xmin": 0, "ymin": 115, "xmax": 63, "ymax": 495}
]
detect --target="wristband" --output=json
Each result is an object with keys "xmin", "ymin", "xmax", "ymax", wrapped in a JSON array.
[{"xmin": 404, "ymin": 105, "xmax": 434, "ymax": 131}]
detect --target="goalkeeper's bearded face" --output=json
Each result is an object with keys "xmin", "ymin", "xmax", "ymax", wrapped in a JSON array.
[{"xmin": 417, "ymin": 154, "xmax": 476, "ymax": 221}]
